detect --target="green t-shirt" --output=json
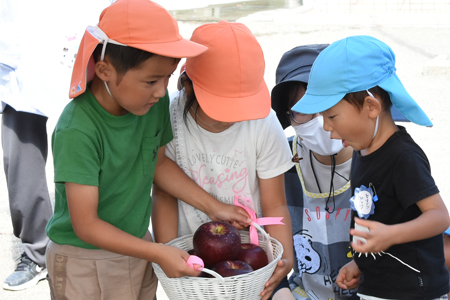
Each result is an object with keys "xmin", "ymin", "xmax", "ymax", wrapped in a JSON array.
[{"xmin": 46, "ymin": 87, "xmax": 173, "ymax": 249}]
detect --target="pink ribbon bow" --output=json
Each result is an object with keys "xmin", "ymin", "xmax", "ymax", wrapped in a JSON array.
[{"xmin": 233, "ymin": 196, "xmax": 284, "ymax": 245}]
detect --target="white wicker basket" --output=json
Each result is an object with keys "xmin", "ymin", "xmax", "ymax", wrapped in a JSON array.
[{"xmin": 152, "ymin": 230, "xmax": 283, "ymax": 300}]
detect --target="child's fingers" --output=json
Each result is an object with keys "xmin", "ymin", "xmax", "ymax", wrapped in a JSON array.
[
  {"xmin": 235, "ymin": 206, "xmax": 252, "ymax": 223},
  {"xmin": 354, "ymin": 217, "xmax": 375, "ymax": 228},
  {"xmin": 260, "ymin": 259, "xmax": 288, "ymax": 298},
  {"xmin": 342, "ymin": 277, "xmax": 359, "ymax": 290},
  {"xmin": 336, "ymin": 270, "xmax": 350, "ymax": 289},
  {"xmin": 350, "ymin": 228, "xmax": 371, "ymax": 239},
  {"xmin": 229, "ymin": 220, "xmax": 248, "ymax": 230},
  {"xmin": 346, "ymin": 277, "xmax": 360, "ymax": 289},
  {"xmin": 350, "ymin": 241, "xmax": 371, "ymax": 253}
]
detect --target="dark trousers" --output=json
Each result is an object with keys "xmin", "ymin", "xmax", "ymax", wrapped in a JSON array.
[{"xmin": 1, "ymin": 105, "xmax": 52, "ymax": 267}]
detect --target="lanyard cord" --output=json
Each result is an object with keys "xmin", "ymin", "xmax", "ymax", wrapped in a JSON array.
[
  {"xmin": 309, "ymin": 150, "xmax": 322, "ymax": 194},
  {"xmin": 310, "ymin": 150, "xmax": 337, "ymax": 213},
  {"xmin": 325, "ymin": 155, "xmax": 336, "ymax": 214}
]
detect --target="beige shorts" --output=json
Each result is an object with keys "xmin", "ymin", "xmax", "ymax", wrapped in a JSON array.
[{"xmin": 46, "ymin": 232, "xmax": 157, "ymax": 300}]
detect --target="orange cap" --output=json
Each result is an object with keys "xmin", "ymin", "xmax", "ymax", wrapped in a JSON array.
[
  {"xmin": 185, "ymin": 21, "xmax": 270, "ymax": 122},
  {"xmin": 69, "ymin": 0, "xmax": 208, "ymax": 99}
]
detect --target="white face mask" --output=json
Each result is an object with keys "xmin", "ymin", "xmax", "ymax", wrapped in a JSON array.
[{"xmin": 293, "ymin": 115, "xmax": 344, "ymax": 156}]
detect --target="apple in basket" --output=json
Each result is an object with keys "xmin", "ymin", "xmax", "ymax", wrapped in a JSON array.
[
  {"xmin": 193, "ymin": 221, "xmax": 241, "ymax": 267},
  {"xmin": 213, "ymin": 260, "xmax": 253, "ymax": 277},
  {"xmin": 235, "ymin": 243, "xmax": 269, "ymax": 271}
]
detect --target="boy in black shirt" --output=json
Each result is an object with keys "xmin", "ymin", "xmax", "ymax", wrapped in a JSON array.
[{"xmin": 292, "ymin": 35, "xmax": 449, "ymax": 300}]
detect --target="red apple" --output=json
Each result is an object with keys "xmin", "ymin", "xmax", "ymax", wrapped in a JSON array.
[
  {"xmin": 235, "ymin": 243, "xmax": 269, "ymax": 270},
  {"xmin": 213, "ymin": 260, "xmax": 253, "ymax": 277},
  {"xmin": 193, "ymin": 221, "xmax": 241, "ymax": 267},
  {"xmin": 187, "ymin": 249, "xmax": 197, "ymax": 256}
]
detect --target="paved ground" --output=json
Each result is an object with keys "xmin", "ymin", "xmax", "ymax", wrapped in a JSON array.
[{"xmin": 1, "ymin": 2, "xmax": 450, "ymax": 299}]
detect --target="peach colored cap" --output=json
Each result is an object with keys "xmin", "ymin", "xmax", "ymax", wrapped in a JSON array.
[
  {"xmin": 185, "ymin": 21, "xmax": 270, "ymax": 122},
  {"xmin": 69, "ymin": 0, "xmax": 208, "ymax": 99}
]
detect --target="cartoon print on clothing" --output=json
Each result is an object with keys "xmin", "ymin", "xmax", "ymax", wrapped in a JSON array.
[
  {"xmin": 286, "ymin": 136, "xmax": 358, "ymax": 299},
  {"xmin": 293, "ymin": 230, "xmax": 321, "ymax": 276}
]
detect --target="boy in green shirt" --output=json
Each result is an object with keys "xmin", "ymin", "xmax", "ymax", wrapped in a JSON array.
[{"xmin": 45, "ymin": 1, "xmax": 251, "ymax": 299}]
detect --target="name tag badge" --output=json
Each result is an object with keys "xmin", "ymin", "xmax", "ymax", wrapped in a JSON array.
[{"xmin": 350, "ymin": 184, "xmax": 378, "ymax": 244}]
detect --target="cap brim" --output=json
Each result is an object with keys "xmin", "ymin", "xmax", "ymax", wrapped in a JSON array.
[
  {"xmin": 293, "ymin": 72, "xmax": 432, "ymax": 127},
  {"xmin": 128, "ymin": 39, "xmax": 208, "ymax": 59},
  {"xmin": 193, "ymin": 81, "xmax": 271, "ymax": 122},
  {"xmin": 291, "ymin": 91, "xmax": 344, "ymax": 114},
  {"xmin": 379, "ymin": 73, "xmax": 432, "ymax": 127},
  {"xmin": 69, "ymin": 31, "xmax": 208, "ymax": 99}
]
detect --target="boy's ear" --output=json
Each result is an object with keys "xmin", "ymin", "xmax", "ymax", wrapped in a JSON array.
[
  {"xmin": 364, "ymin": 95, "xmax": 382, "ymax": 119},
  {"xmin": 95, "ymin": 60, "xmax": 114, "ymax": 82}
]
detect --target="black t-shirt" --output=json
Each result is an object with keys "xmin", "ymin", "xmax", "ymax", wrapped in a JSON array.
[{"xmin": 350, "ymin": 126, "xmax": 448, "ymax": 299}]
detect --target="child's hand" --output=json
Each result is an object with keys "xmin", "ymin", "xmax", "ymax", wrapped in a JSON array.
[
  {"xmin": 155, "ymin": 245, "xmax": 201, "ymax": 278},
  {"xmin": 229, "ymin": 220, "xmax": 250, "ymax": 230},
  {"xmin": 207, "ymin": 201, "xmax": 252, "ymax": 228},
  {"xmin": 336, "ymin": 260, "xmax": 360, "ymax": 290},
  {"xmin": 350, "ymin": 217, "xmax": 394, "ymax": 253},
  {"xmin": 260, "ymin": 258, "xmax": 291, "ymax": 300}
]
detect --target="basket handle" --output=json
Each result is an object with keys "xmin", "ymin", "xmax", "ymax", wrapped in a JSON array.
[
  {"xmin": 251, "ymin": 222, "xmax": 275, "ymax": 263},
  {"xmin": 234, "ymin": 196, "xmax": 284, "ymax": 246},
  {"xmin": 186, "ymin": 255, "xmax": 225, "ymax": 283}
]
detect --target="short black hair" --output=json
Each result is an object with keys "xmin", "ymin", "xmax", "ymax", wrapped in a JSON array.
[
  {"xmin": 278, "ymin": 81, "xmax": 308, "ymax": 127},
  {"xmin": 93, "ymin": 43, "xmax": 155, "ymax": 76},
  {"xmin": 344, "ymin": 86, "xmax": 392, "ymax": 112}
]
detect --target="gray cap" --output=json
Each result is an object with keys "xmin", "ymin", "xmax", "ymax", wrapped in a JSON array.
[{"xmin": 271, "ymin": 44, "xmax": 329, "ymax": 129}]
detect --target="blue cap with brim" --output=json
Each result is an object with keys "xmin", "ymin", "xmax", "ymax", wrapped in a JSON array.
[{"xmin": 292, "ymin": 35, "xmax": 432, "ymax": 127}]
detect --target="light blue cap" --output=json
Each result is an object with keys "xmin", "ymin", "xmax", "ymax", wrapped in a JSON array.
[
  {"xmin": 445, "ymin": 226, "xmax": 450, "ymax": 236},
  {"xmin": 292, "ymin": 35, "xmax": 432, "ymax": 127}
]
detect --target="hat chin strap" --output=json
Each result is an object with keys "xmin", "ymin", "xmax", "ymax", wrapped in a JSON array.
[
  {"xmin": 87, "ymin": 25, "xmax": 127, "ymax": 61},
  {"xmin": 361, "ymin": 90, "xmax": 380, "ymax": 153},
  {"xmin": 104, "ymin": 81, "xmax": 113, "ymax": 98},
  {"xmin": 366, "ymin": 90, "xmax": 379, "ymax": 139},
  {"xmin": 87, "ymin": 25, "xmax": 126, "ymax": 100}
]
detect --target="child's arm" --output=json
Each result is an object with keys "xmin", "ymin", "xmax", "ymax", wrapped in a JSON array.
[
  {"xmin": 151, "ymin": 183, "xmax": 179, "ymax": 244},
  {"xmin": 153, "ymin": 146, "xmax": 252, "ymax": 227},
  {"xmin": 66, "ymin": 182, "xmax": 201, "ymax": 278},
  {"xmin": 336, "ymin": 260, "xmax": 361, "ymax": 290},
  {"xmin": 351, "ymin": 193, "xmax": 449, "ymax": 253},
  {"xmin": 258, "ymin": 174, "xmax": 295, "ymax": 300}
]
